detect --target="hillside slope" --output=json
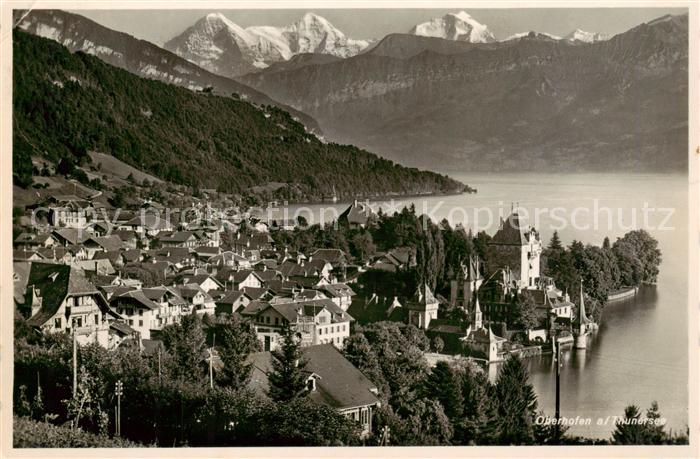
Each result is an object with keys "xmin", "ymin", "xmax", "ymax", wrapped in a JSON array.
[
  {"xmin": 12, "ymin": 30, "xmax": 465, "ymax": 201},
  {"xmin": 13, "ymin": 9, "xmax": 320, "ymax": 133}
]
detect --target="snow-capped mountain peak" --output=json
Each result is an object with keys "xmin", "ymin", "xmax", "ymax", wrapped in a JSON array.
[
  {"xmin": 564, "ymin": 29, "xmax": 609, "ymax": 43},
  {"xmin": 165, "ymin": 12, "xmax": 371, "ymax": 77},
  {"xmin": 503, "ymin": 31, "xmax": 562, "ymax": 41},
  {"xmin": 409, "ymin": 10, "xmax": 496, "ymax": 43}
]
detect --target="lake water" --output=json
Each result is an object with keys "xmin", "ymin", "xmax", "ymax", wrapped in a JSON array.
[{"xmin": 283, "ymin": 172, "xmax": 689, "ymax": 440}]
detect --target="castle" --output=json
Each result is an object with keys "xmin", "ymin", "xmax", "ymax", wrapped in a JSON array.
[{"xmin": 489, "ymin": 210, "xmax": 542, "ymax": 289}]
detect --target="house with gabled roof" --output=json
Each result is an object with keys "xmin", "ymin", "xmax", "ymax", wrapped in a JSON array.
[
  {"xmin": 159, "ymin": 231, "xmax": 198, "ymax": 248},
  {"xmin": 215, "ymin": 290, "xmax": 252, "ymax": 315},
  {"xmin": 247, "ymin": 344, "xmax": 380, "ymax": 437},
  {"xmin": 176, "ymin": 284, "xmax": 216, "ymax": 316},
  {"xmin": 110, "ymin": 289, "xmax": 161, "ymax": 340},
  {"xmin": 320, "ymin": 283, "xmax": 357, "ymax": 311},
  {"xmin": 51, "ymin": 228, "xmax": 87, "ymax": 247},
  {"xmin": 310, "ymin": 249, "xmax": 348, "ymax": 268},
  {"xmin": 20, "ymin": 262, "xmax": 116, "ymax": 346},
  {"xmin": 248, "ymin": 298, "xmax": 353, "ymax": 351},
  {"xmin": 337, "ymin": 200, "xmax": 377, "ymax": 229}
]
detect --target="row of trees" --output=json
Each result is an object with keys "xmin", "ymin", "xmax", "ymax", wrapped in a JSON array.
[
  {"xmin": 543, "ymin": 229, "xmax": 662, "ymax": 319},
  {"xmin": 272, "ymin": 205, "xmax": 477, "ymax": 295},
  {"xmin": 343, "ymin": 321, "xmax": 541, "ymax": 445},
  {"xmin": 14, "ymin": 314, "xmax": 685, "ymax": 446},
  {"xmin": 13, "ymin": 314, "xmax": 360, "ymax": 446}
]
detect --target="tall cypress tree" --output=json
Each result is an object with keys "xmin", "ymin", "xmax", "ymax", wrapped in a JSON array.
[{"xmin": 268, "ymin": 322, "xmax": 308, "ymax": 402}]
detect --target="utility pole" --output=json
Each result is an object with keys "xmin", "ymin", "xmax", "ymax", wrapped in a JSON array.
[
  {"xmin": 208, "ymin": 333, "xmax": 216, "ymax": 389},
  {"xmin": 208, "ymin": 348, "xmax": 214, "ymax": 389},
  {"xmin": 115, "ymin": 380, "xmax": 123, "ymax": 437},
  {"xmin": 554, "ymin": 337, "xmax": 561, "ymax": 442},
  {"xmin": 72, "ymin": 330, "xmax": 77, "ymax": 397}
]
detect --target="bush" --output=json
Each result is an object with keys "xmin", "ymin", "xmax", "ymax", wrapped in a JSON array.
[{"xmin": 13, "ymin": 416, "xmax": 143, "ymax": 448}]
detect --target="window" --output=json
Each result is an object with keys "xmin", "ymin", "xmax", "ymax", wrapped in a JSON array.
[
  {"xmin": 274, "ymin": 317, "xmax": 279, "ymax": 325},
  {"xmin": 73, "ymin": 317, "xmax": 82, "ymax": 328},
  {"xmin": 319, "ymin": 328, "xmax": 323, "ymax": 335},
  {"xmin": 94, "ymin": 314, "xmax": 99, "ymax": 325},
  {"xmin": 266, "ymin": 316, "xmax": 270, "ymax": 324},
  {"xmin": 139, "ymin": 310, "xmax": 143, "ymax": 316},
  {"xmin": 54, "ymin": 317, "xmax": 62, "ymax": 329},
  {"xmin": 139, "ymin": 320, "xmax": 143, "ymax": 327}
]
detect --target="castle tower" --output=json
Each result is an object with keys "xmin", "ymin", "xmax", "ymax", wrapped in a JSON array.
[
  {"xmin": 576, "ymin": 280, "xmax": 592, "ymax": 349},
  {"xmin": 407, "ymin": 283, "xmax": 439, "ymax": 330},
  {"xmin": 489, "ymin": 210, "xmax": 542, "ymax": 289},
  {"xmin": 450, "ymin": 254, "xmax": 484, "ymax": 308}
]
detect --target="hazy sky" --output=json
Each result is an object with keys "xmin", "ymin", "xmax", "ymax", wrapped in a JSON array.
[{"xmin": 74, "ymin": 8, "xmax": 687, "ymax": 46}]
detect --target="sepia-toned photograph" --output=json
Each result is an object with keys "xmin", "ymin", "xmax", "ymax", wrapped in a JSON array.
[{"xmin": 2, "ymin": 1, "xmax": 697, "ymax": 455}]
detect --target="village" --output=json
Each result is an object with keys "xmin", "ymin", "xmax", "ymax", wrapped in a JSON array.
[{"xmin": 13, "ymin": 189, "xmax": 603, "ymax": 437}]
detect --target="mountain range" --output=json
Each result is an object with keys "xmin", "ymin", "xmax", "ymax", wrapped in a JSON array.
[
  {"xmin": 163, "ymin": 12, "xmax": 372, "ymax": 78},
  {"xmin": 239, "ymin": 14, "xmax": 688, "ymax": 172},
  {"xmin": 13, "ymin": 9, "xmax": 689, "ymax": 173}
]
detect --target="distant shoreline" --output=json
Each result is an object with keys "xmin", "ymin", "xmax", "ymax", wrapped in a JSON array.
[{"xmin": 288, "ymin": 188, "xmax": 476, "ymax": 207}]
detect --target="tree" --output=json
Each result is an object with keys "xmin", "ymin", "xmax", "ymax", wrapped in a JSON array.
[
  {"xmin": 268, "ymin": 322, "xmax": 308, "ymax": 402},
  {"xmin": 613, "ymin": 230, "xmax": 662, "ymax": 285},
  {"xmin": 492, "ymin": 356, "xmax": 538, "ymax": 445},
  {"xmin": 63, "ymin": 366, "xmax": 109, "ymax": 434},
  {"xmin": 459, "ymin": 364, "xmax": 496, "ymax": 445},
  {"xmin": 422, "ymin": 361, "xmax": 463, "ymax": 423},
  {"xmin": 214, "ymin": 316, "xmax": 261, "ymax": 389},
  {"xmin": 342, "ymin": 333, "xmax": 388, "ymax": 398},
  {"xmin": 611, "ymin": 402, "xmax": 668, "ymax": 445},
  {"xmin": 611, "ymin": 405, "xmax": 647, "ymax": 444},
  {"xmin": 513, "ymin": 291, "xmax": 540, "ymax": 331},
  {"xmin": 250, "ymin": 398, "xmax": 361, "ymax": 446},
  {"xmin": 376, "ymin": 399, "xmax": 453, "ymax": 445},
  {"xmin": 161, "ymin": 314, "xmax": 207, "ymax": 382},
  {"xmin": 548, "ymin": 231, "xmax": 563, "ymax": 251},
  {"xmin": 350, "ymin": 231, "xmax": 376, "ymax": 261}
]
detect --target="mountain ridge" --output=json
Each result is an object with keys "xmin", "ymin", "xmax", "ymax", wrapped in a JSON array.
[
  {"xmin": 13, "ymin": 9, "xmax": 322, "ymax": 134},
  {"xmin": 240, "ymin": 13, "xmax": 688, "ymax": 172},
  {"xmin": 12, "ymin": 30, "xmax": 466, "ymax": 201}
]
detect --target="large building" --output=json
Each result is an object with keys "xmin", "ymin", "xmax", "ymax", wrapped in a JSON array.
[
  {"xmin": 242, "ymin": 298, "xmax": 353, "ymax": 351},
  {"xmin": 489, "ymin": 211, "xmax": 542, "ymax": 289}
]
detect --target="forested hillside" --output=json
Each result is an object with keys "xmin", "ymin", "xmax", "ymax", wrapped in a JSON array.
[{"xmin": 13, "ymin": 30, "xmax": 465, "ymax": 201}]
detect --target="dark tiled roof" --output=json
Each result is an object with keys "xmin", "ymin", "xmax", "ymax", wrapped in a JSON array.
[
  {"xmin": 112, "ymin": 290, "xmax": 160, "ymax": 310},
  {"xmin": 246, "ymin": 345, "xmax": 380, "ymax": 410},
  {"xmin": 491, "ymin": 212, "xmax": 527, "ymax": 246},
  {"xmin": 26, "ymin": 263, "xmax": 105, "ymax": 326},
  {"xmin": 321, "ymin": 283, "xmax": 356, "ymax": 298},
  {"xmin": 310, "ymin": 249, "xmax": 346, "ymax": 264},
  {"xmin": 338, "ymin": 201, "xmax": 376, "ymax": 227}
]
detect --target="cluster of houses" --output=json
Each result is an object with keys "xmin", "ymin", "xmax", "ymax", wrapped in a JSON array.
[{"xmin": 13, "ymin": 195, "xmax": 385, "ymax": 433}]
